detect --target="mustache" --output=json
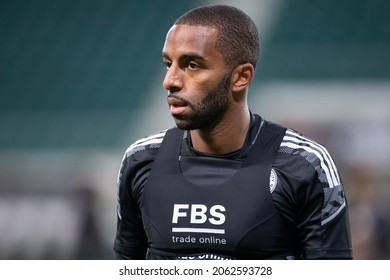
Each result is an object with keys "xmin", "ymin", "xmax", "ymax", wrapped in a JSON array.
[{"xmin": 167, "ymin": 94, "xmax": 189, "ymax": 105}]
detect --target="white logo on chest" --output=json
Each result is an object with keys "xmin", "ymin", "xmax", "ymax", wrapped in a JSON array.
[
  {"xmin": 172, "ymin": 204, "xmax": 226, "ymax": 225},
  {"xmin": 171, "ymin": 204, "xmax": 226, "ymax": 234}
]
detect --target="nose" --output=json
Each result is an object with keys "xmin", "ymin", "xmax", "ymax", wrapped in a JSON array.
[{"xmin": 163, "ymin": 65, "xmax": 182, "ymax": 93}]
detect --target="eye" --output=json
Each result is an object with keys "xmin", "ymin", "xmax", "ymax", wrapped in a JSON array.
[
  {"xmin": 163, "ymin": 60, "xmax": 172, "ymax": 70},
  {"xmin": 188, "ymin": 62, "xmax": 200, "ymax": 70}
]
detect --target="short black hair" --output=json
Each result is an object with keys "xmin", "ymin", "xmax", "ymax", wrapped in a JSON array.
[{"xmin": 174, "ymin": 5, "xmax": 260, "ymax": 69}]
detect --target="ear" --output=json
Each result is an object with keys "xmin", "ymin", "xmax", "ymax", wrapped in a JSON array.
[{"xmin": 231, "ymin": 63, "xmax": 255, "ymax": 93}]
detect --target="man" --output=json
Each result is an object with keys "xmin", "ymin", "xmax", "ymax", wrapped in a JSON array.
[{"xmin": 114, "ymin": 5, "xmax": 352, "ymax": 260}]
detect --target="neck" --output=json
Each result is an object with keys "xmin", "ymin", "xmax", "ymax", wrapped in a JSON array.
[{"xmin": 190, "ymin": 109, "xmax": 251, "ymax": 154}]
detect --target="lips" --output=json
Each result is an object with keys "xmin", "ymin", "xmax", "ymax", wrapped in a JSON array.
[{"xmin": 168, "ymin": 97, "xmax": 188, "ymax": 115}]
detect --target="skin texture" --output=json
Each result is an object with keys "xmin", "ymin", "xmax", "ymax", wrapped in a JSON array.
[{"xmin": 162, "ymin": 24, "xmax": 255, "ymax": 154}]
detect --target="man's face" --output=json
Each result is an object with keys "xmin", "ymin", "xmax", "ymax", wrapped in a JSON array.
[{"xmin": 162, "ymin": 24, "xmax": 232, "ymax": 130}]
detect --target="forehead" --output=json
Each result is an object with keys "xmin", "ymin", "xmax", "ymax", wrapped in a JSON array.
[{"xmin": 163, "ymin": 24, "xmax": 221, "ymax": 60}]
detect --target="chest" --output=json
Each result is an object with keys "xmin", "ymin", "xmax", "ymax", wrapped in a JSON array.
[
  {"xmin": 139, "ymin": 126, "xmax": 290, "ymax": 257},
  {"xmin": 141, "ymin": 153, "xmax": 279, "ymax": 253}
]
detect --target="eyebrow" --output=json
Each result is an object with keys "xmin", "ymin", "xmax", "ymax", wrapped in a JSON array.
[{"xmin": 162, "ymin": 52, "xmax": 206, "ymax": 62}]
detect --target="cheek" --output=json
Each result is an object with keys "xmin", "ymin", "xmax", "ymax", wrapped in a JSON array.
[
  {"xmin": 185, "ymin": 70, "xmax": 229, "ymax": 103},
  {"xmin": 190, "ymin": 78, "xmax": 220, "ymax": 96}
]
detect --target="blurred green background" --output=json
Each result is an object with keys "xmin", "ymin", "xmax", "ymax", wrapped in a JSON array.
[{"xmin": 1, "ymin": 0, "xmax": 389, "ymax": 259}]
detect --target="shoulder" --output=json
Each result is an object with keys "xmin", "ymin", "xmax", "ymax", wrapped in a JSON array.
[
  {"xmin": 116, "ymin": 129, "xmax": 171, "ymax": 215},
  {"xmin": 277, "ymin": 128, "xmax": 341, "ymax": 189},
  {"xmin": 117, "ymin": 129, "xmax": 170, "ymax": 188},
  {"xmin": 123, "ymin": 129, "xmax": 169, "ymax": 161},
  {"xmin": 273, "ymin": 127, "xmax": 348, "ymax": 226}
]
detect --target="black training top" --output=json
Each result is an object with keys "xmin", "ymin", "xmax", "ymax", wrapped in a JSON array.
[{"xmin": 114, "ymin": 114, "xmax": 353, "ymax": 260}]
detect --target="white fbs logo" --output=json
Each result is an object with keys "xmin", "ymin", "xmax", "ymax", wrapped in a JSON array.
[{"xmin": 172, "ymin": 204, "xmax": 226, "ymax": 234}]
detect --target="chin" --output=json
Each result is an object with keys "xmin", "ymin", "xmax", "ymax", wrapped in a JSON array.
[
  {"xmin": 173, "ymin": 118, "xmax": 195, "ymax": 130},
  {"xmin": 174, "ymin": 121, "xmax": 192, "ymax": 130}
]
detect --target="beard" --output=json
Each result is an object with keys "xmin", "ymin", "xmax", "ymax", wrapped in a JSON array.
[{"xmin": 170, "ymin": 71, "xmax": 232, "ymax": 131}]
